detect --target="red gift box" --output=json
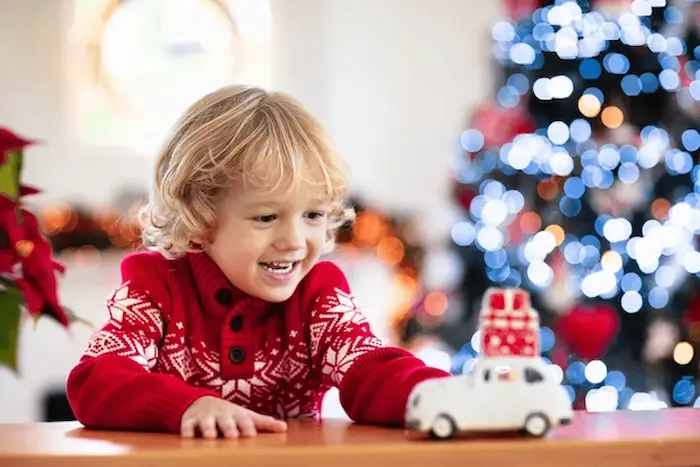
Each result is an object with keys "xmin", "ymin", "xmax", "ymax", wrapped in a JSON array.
[{"xmin": 479, "ymin": 288, "xmax": 540, "ymax": 357}]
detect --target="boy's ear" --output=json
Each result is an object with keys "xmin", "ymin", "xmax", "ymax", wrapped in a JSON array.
[{"xmin": 190, "ymin": 229, "xmax": 214, "ymax": 246}]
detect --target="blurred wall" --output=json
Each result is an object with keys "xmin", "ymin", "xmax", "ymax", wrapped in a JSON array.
[{"xmin": 273, "ymin": 0, "xmax": 502, "ymax": 242}]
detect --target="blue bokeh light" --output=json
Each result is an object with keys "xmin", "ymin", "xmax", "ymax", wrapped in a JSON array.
[
  {"xmin": 564, "ymin": 177, "xmax": 585, "ymax": 199},
  {"xmin": 580, "ymin": 58, "xmax": 602, "ymax": 79},
  {"xmin": 682, "ymin": 129, "xmax": 700, "ymax": 152},
  {"xmin": 461, "ymin": 129, "xmax": 484, "ymax": 152},
  {"xmin": 539, "ymin": 327, "xmax": 555, "ymax": 353},
  {"xmin": 566, "ymin": 361, "xmax": 586, "ymax": 385},
  {"xmin": 673, "ymin": 379, "xmax": 696, "ymax": 405}
]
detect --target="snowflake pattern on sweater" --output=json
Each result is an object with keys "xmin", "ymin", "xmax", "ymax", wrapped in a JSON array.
[
  {"xmin": 67, "ymin": 252, "xmax": 450, "ymax": 433},
  {"xmin": 312, "ymin": 289, "xmax": 384, "ymax": 384},
  {"xmin": 81, "ymin": 275, "xmax": 383, "ymax": 418},
  {"xmin": 84, "ymin": 284, "xmax": 162, "ymax": 370}
]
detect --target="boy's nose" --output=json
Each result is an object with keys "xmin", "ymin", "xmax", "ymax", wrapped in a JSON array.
[{"xmin": 276, "ymin": 221, "xmax": 305, "ymax": 250}]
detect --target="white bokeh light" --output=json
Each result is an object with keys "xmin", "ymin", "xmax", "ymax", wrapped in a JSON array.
[
  {"xmin": 585, "ymin": 359, "xmax": 608, "ymax": 384},
  {"xmin": 585, "ymin": 386, "xmax": 619, "ymax": 412}
]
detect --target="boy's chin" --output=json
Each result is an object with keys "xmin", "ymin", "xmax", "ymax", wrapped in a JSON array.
[{"xmin": 252, "ymin": 284, "xmax": 297, "ymax": 303}]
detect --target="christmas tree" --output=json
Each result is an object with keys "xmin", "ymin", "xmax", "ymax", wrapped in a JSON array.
[{"xmin": 409, "ymin": 0, "xmax": 700, "ymax": 411}]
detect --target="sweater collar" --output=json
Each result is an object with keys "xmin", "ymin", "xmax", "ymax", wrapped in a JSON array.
[{"xmin": 186, "ymin": 251, "xmax": 269, "ymax": 318}]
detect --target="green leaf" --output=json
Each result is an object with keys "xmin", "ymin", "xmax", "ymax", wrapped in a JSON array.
[
  {"xmin": 0, "ymin": 149, "xmax": 23, "ymax": 200},
  {"xmin": 0, "ymin": 287, "xmax": 24, "ymax": 372}
]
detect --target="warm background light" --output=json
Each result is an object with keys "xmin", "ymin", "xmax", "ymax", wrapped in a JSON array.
[
  {"xmin": 578, "ymin": 94, "xmax": 601, "ymax": 117},
  {"xmin": 601, "ymin": 106, "xmax": 624, "ymax": 129}
]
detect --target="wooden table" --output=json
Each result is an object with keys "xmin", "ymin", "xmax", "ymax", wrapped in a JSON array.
[{"xmin": 2, "ymin": 408, "xmax": 700, "ymax": 467}]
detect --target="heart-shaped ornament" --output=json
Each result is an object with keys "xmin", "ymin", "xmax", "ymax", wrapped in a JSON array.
[{"xmin": 555, "ymin": 304, "xmax": 620, "ymax": 360}]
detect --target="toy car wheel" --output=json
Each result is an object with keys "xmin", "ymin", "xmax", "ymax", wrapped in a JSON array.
[
  {"xmin": 430, "ymin": 414, "xmax": 456, "ymax": 439},
  {"xmin": 524, "ymin": 412, "xmax": 550, "ymax": 437}
]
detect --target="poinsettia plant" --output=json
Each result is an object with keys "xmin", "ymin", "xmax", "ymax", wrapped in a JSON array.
[{"xmin": 0, "ymin": 127, "xmax": 76, "ymax": 372}]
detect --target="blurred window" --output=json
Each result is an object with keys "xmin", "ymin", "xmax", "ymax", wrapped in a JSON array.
[
  {"xmin": 69, "ymin": 0, "xmax": 270, "ymax": 153},
  {"xmin": 524, "ymin": 367, "xmax": 544, "ymax": 383}
]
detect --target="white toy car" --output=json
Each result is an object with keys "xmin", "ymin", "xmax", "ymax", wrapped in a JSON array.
[
  {"xmin": 405, "ymin": 287, "xmax": 573, "ymax": 439},
  {"xmin": 405, "ymin": 355, "xmax": 573, "ymax": 439}
]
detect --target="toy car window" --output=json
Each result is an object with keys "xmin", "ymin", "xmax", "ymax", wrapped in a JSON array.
[
  {"xmin": 524, "ymin": 368, "xmax": 544, "ymax": 383},
  {"xmin": 462, "ymin": 358, "xmax": 478, "ymax": 375}
]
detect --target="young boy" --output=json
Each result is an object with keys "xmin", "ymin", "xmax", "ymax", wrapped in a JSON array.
[{"xmin": 66, "ymin": 85, "xmax": 450, "ymax": 438}]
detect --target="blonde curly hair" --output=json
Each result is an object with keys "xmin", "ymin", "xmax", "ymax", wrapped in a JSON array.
[{"xmin": 140, "ymin": 85, "xmax": 355, "ymax": 259}]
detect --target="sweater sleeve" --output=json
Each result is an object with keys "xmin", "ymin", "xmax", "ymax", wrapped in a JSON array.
[
  {"xmin": 305, "ymin": 262, "xmax": 449, "ymax": 425},
  {"xmin": 66, "ymin": 253, "xmax": 217, "ymax": 433}
]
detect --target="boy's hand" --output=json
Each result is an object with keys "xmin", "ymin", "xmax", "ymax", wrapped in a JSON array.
[{"xmin": 180, "ymin": 396, "xmax": 288, "ymax": 439}]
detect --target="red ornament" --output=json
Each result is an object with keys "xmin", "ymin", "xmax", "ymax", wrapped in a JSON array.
[
  {"xmin": 590, "ymin": 0, "xmax": 633, "ymax": 13},
  {"xmin": 456, "ymin": 186, "xmax": 477, "ymax": 211},
  {"xmin": 682, "ymin": 293, "xmax": 700, "ymax": 328},
  {"xmin": 677, "ymin": 55, "xmax": 693, "ymax": 89},
  {"xmin": 470, "ymin": 101, "xmax": 537, "ymax": 150},
  {"xmin": 503, "ymin": 0, "xmax": 541, "ymax": 20},
  {"xmin": 479, "ymin": 287, "xmax": 540, "ymax": 357},
  {"xmin": 555, "ymin": 304, "xmax": 619, "ymax": 360}
]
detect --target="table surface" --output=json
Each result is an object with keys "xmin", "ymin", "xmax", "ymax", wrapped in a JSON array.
[{"xmin": 2, "ymin": 408, "xmax": 700, "ymax": 467}]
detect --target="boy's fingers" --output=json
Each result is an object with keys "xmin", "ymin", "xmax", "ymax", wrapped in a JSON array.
[
  {"xmin": 216, "ymin": 414, "xmax": 240, "ymax": 439},
  {"xmin": 249, "ymin": 412, "xmax": 288, "ymax": 432},
  {"xmin": 199, "ymin": 415, "xmax": 218, "ymax": 439},
  {"xmin": 235, "ymin": 412, "xmax": 258, "ymax": 437},
  {"xmin": 180, "ymin": 418, "xmax": 196, "ymax": 438}
]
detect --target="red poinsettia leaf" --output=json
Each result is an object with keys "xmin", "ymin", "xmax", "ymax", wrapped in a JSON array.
[
  {"xmin": 11, "ymin": 209, "xmax": 68, "ymax": 327},
  {"xmin": 0, "ymin": 286, "xmax": 24, "ymax": 372},
  {"xmin": 52, "ymin": 260, "xmax": 66, "ymax": 274},
  {"xmin": 16, "ymin": 277, "xmax": 44, "ymax": 314},
  {"xmin": 0, "ymin": 193, "xmax": 18, "ymax": 210},
  {"xmin": 0, "ymin": 127, "xmax": 34, "ymax": 152},
  {"xmin": 41, "ymin": 303, "xmax": 69, "ymax": 327},
  {"xmin": 19, "ymin": 208, "xmax": 38, "ymax": 228},
  {"xmin": 22, "ymin": 257, "xmax": 59, "ymax": 297},
  {"xmin": 19, "ymin": 185, "xmax": 41, "ymax": 197},
  {"xmin": 0, "ymin": 255, "xmax": 17, "ymax": 275},
  {"xmin": 21, "ymin": 251, "xmax": 63, "ymax": 311},
  {"xmin": 17, "ymin": 276, "xmax": 67, "ymax": 327}
]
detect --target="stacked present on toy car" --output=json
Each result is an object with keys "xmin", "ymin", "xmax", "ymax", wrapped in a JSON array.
[{"xmin": 479, "ymin": 287, "xmax": 539, "ymax": 358}]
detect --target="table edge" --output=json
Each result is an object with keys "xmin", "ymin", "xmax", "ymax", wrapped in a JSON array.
[{"xmin": 3, "ymin": 434, "xmax": 700, "ymax": 459}]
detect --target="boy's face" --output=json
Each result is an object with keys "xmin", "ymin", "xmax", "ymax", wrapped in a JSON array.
[{"xmin": 204, "ymin": 182, "xmax": 331, "ymax": 303}]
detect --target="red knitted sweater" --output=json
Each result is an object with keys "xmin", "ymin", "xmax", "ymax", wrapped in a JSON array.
[{"xmin": 66, "ymin": 251, "xmax": 449, "ymax": 433}]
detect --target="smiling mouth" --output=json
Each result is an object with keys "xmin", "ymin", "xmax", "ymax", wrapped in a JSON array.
[{"xmin": 258, "ymin": 261, "xmax": 300, "ymax": 275}]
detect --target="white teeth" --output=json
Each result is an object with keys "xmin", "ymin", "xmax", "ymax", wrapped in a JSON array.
[{"xmin": 260, "ymin": 262, "xmax": 295, "ymax": 274}]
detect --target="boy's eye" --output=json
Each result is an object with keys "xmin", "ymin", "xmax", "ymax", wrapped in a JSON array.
[
  {"xmin": 253, "ymin": 214, "xmax": 277, "ymax": 223},
  {"xmin": 305, "ymin": 211, "xmax": 326, "ymax": 220}
]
